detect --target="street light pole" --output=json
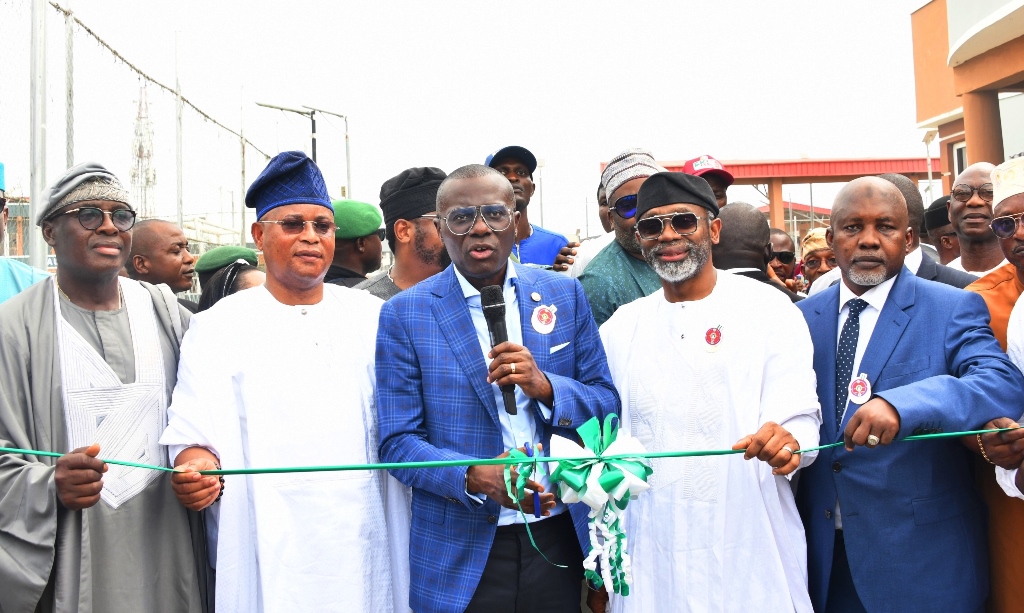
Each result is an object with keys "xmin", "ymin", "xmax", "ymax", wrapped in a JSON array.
[
  {"xmin": 303, "ymin": 106, "xmax": 350, "ymax": 199},
  {"xmin": 256, "ymin": 102, "xmax": 317, "ymax": 162},
  {"xmin": 923, "ymin": 129, "xmax": 938, "ymax": 203}
]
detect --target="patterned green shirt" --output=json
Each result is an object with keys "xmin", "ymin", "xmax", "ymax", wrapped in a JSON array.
[{"xmin": 578, "ymin": 240, "xmax": 662, "ymax": 326}]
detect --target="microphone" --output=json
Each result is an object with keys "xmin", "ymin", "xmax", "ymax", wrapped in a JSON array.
[{"xmin": 480, "ymin": 285, "xmax": 517, "ymax": 415}]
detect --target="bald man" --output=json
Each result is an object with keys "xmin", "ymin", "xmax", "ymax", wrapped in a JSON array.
[
  {"xmin": 796, "ymin": 177, "xmax": 1023, "ymax": 613},
  {"xmin": 948, "ymin": 162, "xmax": 1007, "ymax": 276},
  {"xmin": 126, "ymin": 219, "xmax": 197, "ymax": 311},
  {"xmin": 712, "ymin": 202, "xmax": 801, "ymax": 302}
]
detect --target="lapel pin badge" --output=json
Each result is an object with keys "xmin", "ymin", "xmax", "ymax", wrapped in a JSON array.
[
  {"xmin": 704, "ymin": 325, "xmax": 723, "ymax": 352},
  {"xmin": 849, "ymin": 373, "xmax": 871, "ymax": 405},
  {"xmin": 532, "ymin": 304, "xmax": 556, "ymax": 334}
]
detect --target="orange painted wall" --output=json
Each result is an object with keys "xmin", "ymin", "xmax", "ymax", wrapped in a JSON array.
[
  {"xmin": 912, "ymin": 0, "xmax": 961, "ymax": 123},
  {"xmin": 953, "ymin": 34, "xmax": 1024, "ymax": 94}
]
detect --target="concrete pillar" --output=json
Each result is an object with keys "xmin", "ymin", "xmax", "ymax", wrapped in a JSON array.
[
  {"xmin": 767, "ymin": 178, "xmax": 785, "ymax": 229},
  {"xmin": 963, "ymin": 91, "xmax": 1005, "ymax": 166}
]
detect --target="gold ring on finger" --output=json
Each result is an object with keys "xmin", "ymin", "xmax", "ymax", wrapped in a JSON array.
[{"xmin": 867, "ymin": 434, "xmax": 880, "ymax": 447}]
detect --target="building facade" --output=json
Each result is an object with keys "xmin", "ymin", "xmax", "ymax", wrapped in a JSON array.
[{"xmin": 912, "ymin": 0, "xmax": 1024, "ymax": 190}]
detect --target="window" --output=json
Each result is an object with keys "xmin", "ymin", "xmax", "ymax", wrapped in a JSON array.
[{"xmin": 953, "ymin": 141, "xmax": 967, "ymax": 178}]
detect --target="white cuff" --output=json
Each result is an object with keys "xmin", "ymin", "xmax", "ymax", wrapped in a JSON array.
[{"xmin": 995, "ymin": 466, "xmax": 1024, "ymax": 500}]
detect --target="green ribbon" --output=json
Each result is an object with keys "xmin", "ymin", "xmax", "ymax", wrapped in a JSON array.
[
  {"xmin": 545, "ymin": 415, "xmax": 653, "ymax": 596},
  {"xmin": 1, "ymin": 425, "xmax": 1015, "ymax": 597},
  {"xmin": 0, "ymin": 427, "xmax": 1012, "ymax": 475}
]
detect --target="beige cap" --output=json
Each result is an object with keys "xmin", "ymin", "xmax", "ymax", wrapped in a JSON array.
[
  {"xmin": 992, "ymin": 155, "xmax": 1024, "ymax": 207},
  {"xmin": 802, "ymin": 227, "xmax": 829, "ymax": 259}
]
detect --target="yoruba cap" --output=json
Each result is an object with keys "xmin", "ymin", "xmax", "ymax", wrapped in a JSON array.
[
  {"xmin": 924, "ymin": 196, "xmax": 952, "ymax": 231},
  {"xmin": 245, "ymin": 151, "xmax": 331, "ymax": 220},
  {"xmin": 635, "ymin": 171, "xmax": 719, "ymax": 220},
  {"xmin": 196, "ymin": 245, "xmax": 259, "ymax": 273},
  {"xmin": 37, "ymin": 161, "xmax": 132, "ymax": 226},
  {"xmin": 802, "ymin": 227, "xmax": 829, "ymax": 260},
  {"xmin": 333, "ymin": 199, "xmax": 383, "ymax": 239},
  {"xmin": 485, "ymin": 146, "xmax": 537, "ymax": 175},
  {"xmin": 601, "ymin": 148, "xmax": 666, "ymax": 201},
  {"xmin": 682, "ymin": 155, "xmax": 735, "ymax": 187},
  {"xmin": 992, "ymin": 156, "xmax": 1024, "ymax": 207},
  {"xmin": 379, "ymin": 167, "xmax": 446, "ymax": 229}
]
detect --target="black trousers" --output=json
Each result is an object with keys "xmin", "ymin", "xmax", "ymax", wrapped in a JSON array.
[
  {"xmin": 464, "ymin": 511, "xmax": 584, "ymax": 613},
  {"xmin": 825, "ymin": 530, "xmax": 867, "ymax": 613}
]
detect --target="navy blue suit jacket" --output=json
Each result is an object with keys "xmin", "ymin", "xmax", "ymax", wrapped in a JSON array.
[
  {"xmin": 376, "ymin": 263, "xmax": 619, "ymax": 613},
  {"xmin": 796, "ymin": 269, "xmax": 1024, "ymax": 612}
]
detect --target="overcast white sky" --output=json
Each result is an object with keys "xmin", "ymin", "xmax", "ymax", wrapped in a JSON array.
[{"xmin": 1, "ymin": 0, "xmax": 931, "ymax": 239}]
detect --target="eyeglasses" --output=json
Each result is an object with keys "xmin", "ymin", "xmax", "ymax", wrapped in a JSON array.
[
  {"xmin": 635, "ymin": 212, "xmax": 703, "ymax": 240},
  {"xmin": 374, "ymin": 228, "xmax": 386, "ymax": 241},
  {"xmin": 52, "ymin": 206, "xmax": 137, "ymax": 231},
  {"xmin": 613, "ymin": 194, "xmax": 638, "ymax": 219},
  {"xmin": 803, "ymin": 256, "xmax": 837, "ymax": 270},
  {"xmin": 951, "ymin": 183, "xmax": 994, "ymax": 203},
  {"xmin": 258, "ymin": 219, "xmax": 336, "ymax": 236},
  {"xmin": 440, "ymin": 204, "xmax": 513, "ymax": 235},
  {"xmin": 771, "ymin": 250, "xmax": 796, "ymax": 265},
  {"xmin": 990, "ymin": 212, "xmax": 1024, "ymax": 239}
]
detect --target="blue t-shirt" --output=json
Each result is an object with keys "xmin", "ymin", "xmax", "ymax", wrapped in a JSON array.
[
  {"xmin": 515, "ymin": 224, "xmax": 568, "ymax": 267},
  {"xmin": 0, "ymin": 257, "xmax": 50, "ymax": 304}
]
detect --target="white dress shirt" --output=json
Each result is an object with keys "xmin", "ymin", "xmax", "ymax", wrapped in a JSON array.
[
  {"xmin": 947, "ymin": 256, "xmax": 1008, "ymax": 277},
  {"xmin": 453, "ymin": 263, "xmax": 564, "ymax": 525},
  {"xmin": 833, "ymin": 273, "xmax": 899, "ymax": 528}
]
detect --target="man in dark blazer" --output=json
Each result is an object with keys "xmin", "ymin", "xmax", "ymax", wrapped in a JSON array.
[
  {"xmin": 796, "ymin": 177, "xmax": 1024, "ymax": 613},
  {"xmin": 712, "ymin": 201, "xmax": 802, "ymax": 302},
  {"xmin": 377, "ymin": 164, "xmax": 619, "ymax": 613}
]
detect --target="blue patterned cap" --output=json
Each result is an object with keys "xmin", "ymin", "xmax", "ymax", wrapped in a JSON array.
[{"xmin": 245, "ymin": 151, "xmax": 331, "ymax": 219}]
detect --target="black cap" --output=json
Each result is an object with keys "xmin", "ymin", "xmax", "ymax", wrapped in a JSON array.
[
  {"xmin": 636, "ymin": 171, "xmax": 720, "ymax": 220},
  {"xmin": 379, "ymin": 167, "xmax": 447, "ymax": 229},
  {"xmin": 485, "ymin": 146, "xmax": 537, "ymax": 176},
  {"xmin": 924, "ymin": 195, "xmax": 952, "ymax": 231}
]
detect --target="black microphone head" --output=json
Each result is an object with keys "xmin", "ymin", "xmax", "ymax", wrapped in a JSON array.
[{"xmin": 480, "ymin": 285, "xmax": 505, "ymax": 318}]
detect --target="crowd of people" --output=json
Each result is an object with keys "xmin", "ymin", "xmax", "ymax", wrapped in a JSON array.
[{"xmin": 1, "ymin": 145, "xmax": 1024, "ymax": 613}]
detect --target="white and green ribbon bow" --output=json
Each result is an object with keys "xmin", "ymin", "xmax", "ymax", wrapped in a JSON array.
[{"xmin": 547, "ymin": 414, "xmax": 652, "ymax": 596}]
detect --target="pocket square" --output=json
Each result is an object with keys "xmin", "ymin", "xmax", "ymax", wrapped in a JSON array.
[{"xmin": 550, "ymin": 342, "xmax": 570, "ymax": 354}]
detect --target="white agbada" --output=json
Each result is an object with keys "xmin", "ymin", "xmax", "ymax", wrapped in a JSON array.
[
  {"xmin": 600, "ymin": 272, "xmax": 820, "ymax": 613},
  {"xmin": 160, "ymin": 284, "xmax": 411, "ymax": 613}
]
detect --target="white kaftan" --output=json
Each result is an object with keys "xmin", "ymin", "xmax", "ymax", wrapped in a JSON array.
[
  {"xmin": 160, "ymin": 284, "xmax": 411, "ymax": 613},
  {"xmin": 600, "ymin": 272, "xmax": 820, "ymax": 613}
]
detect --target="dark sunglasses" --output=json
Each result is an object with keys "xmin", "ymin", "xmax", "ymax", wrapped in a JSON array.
[
  {"xmin": 52, "ymin": 206, "xmax": 137, "ymax": 232},
  {"xmin": 951, "ymin": 183, "xmax": 994, "ymax": 203},
  {"xmin": 374, "ymin": 228, "xmax": 386, "ymax": 241},
  {"xmin": 991, "ymin": 212, "xmax": 1024, "ymax": 239},
  {"xmin": 771, "ymin": 250, "xmax": 796, "ymax": 265},
  {"xmin": 635, "ymin": 212, "xmax": 703, "ymax": 240},
  {"xmin": 258, "ymin": 219, "xmax": 336, "ymax": 236},
  {"xmin": 613, "ymin": 194, "xmax": 638, "ymax": 219}
]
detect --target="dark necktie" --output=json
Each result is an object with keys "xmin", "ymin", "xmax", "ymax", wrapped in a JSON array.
[{"xmin": 835, "ymin": 298, "xmax": 869, "ymax": 429}]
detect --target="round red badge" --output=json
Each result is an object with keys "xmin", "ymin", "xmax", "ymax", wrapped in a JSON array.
[
  {"xmin": 536, "ymin": 307, "xmax": 554, "ymax": 326},
  {"xmin": 705, "ymin": 327, "xmax": 722, "ymax": 346}
]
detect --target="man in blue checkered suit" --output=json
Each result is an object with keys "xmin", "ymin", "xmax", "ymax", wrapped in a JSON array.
[{"xmin": 377, "ymin": 164, "xmax": 619, "ymax": 613}]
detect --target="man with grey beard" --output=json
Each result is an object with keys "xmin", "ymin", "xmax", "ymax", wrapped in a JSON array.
[
  {"xmin": 794, "ymin": 176, "xmax": 1021, "ymax": 613},
  {"xmin": 596, "ymin": 172, "xmax": 821, "ymax": 613}
]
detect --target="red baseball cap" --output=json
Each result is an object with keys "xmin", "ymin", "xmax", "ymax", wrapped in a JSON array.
[{"xmin": 682, "ymin": 155, "xmax": 734, "ymax": 187}]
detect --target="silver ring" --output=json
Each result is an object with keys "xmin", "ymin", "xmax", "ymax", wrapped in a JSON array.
[
  {"xmin": 782, "ymin": 446, "xmax": 795, "ymax": 455},
  {"xmin": 510, "ymin": 362, "xmax": 516, "ymax": 374},
  {"xmin": 866, "ymin": 434, "xmax": 880, "ymax": 447}
]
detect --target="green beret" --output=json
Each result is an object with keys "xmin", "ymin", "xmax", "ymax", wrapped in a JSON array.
[
  {"xmin": 196, "ymin": 245, "xmax": 259, "ymax": 273},
  {"xmin": 332, "ymin": 199, "xmax": 383, "ymax": 239}
]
